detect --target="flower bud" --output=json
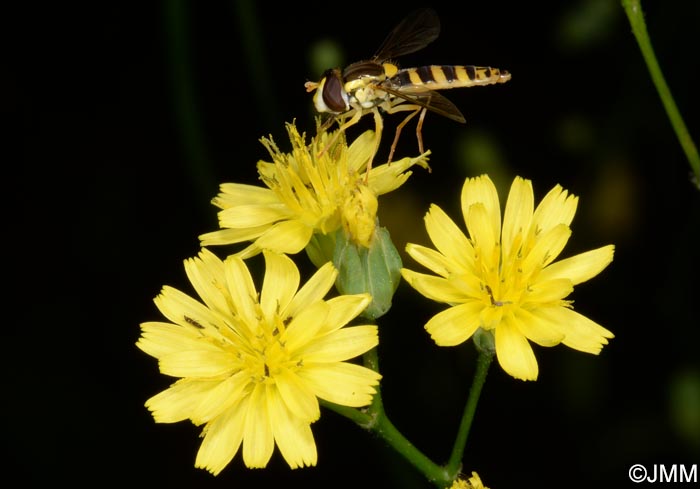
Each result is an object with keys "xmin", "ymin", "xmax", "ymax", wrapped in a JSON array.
[
  {"xmin": 341, "ymin": 183, "xmax": 379, "ymax": 248},
  {"xmin": 333, "ymin": 225, "xmax": 402, "ymax": 320}
]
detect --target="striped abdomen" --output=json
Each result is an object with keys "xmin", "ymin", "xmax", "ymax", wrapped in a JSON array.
[{"xmin": 390, "ymin": 65, "xmax": 511, "ymax": 90}]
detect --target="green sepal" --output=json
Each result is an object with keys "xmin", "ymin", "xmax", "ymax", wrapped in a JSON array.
[
  {"xmin": 306, "ymin": 232, "xmax": 337, "ymax": 269},
  {"xmin": 333, "ymin": 225, "xmax": 402, "ymax": 320},
  {"xmin": 473, "ymin": 327, "xmax": 496, "ymax": 357}
]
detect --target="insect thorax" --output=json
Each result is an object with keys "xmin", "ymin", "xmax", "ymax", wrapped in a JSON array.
[{"xmin": 342, "ymin": 61, "xmax": 398, "ymax": 110}]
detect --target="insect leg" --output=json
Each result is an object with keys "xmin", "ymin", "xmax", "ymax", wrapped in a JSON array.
[
  {"xmin": 415, "ymin": 107, "xmax": 428, "ymax": 155},
  {"xmin": 318, "ymin": 109, "xmax": 362, "ymax": 158},
  {"xmin": 387, "ymin": 106, "xmax": 421, "ymax": 162},
  {"xmin": 384, "ymin": 103, "xmax": 424, "ymax": 162}
]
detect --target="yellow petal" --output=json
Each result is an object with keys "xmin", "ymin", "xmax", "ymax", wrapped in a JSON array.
[
  {"xmin": 296, "ymin": 325, "xmax": 378, "ymax": 362},
  {"xmin": 467, "ymin": 471, "xmax": 487, "ymax": 489},
  {"xmin": 401, "ymin": 269, "xmax": 471, "ymax": 303},
  {"xmin": 319, "ymin": 294, "xmax": 372, "ymax": 335},
  {"xmin": 137, "ymin": 321, "xmax": 201, "ymax": 359},
  {"xmin": 283, "ymin": 301, "xmax": 329, "ymax": 352},
  {"xmin": 465, "ymin": 203, "xmax": 498, "ymax": 267},
  {"xmin": 260, "ymin": 251, "xmax": 299, "ymax": 320},
  {"xmin": 224, "ymin": 255, "xmax": 258, "ymax": 327},
  {"xmin": 531, "ymin": 184, "xmax": 578, "ymax": 234},
  {"xmin": 255, "ymin": 160, "xmax": 277, "ymax": 181},
  {"xmin": 424, "ymin": 204, "xmax": 475, "ymax": 272},
  {"xmin": 299, "ymin": 362, "xmax": 381, "ymax": 407},
  {"xmin": 298, "ymin": 154, "xmax": 332, "ymax": 206},
  {"xmin": 213, "ymin": 183, "xmax": 279, "ymax": 208},
  {"xmin": 479, "ymin": 304, "xmax": 503, "ymax": 331},
  {"xmin": 539, "ymin": 245, "xmax": 615, "ymax": 285},
  {"xmin": 347, "ymin": 129, "xmax": 375, "ymax": 173},
  {"xmin": 145, "ymin": 378, "xmax": 220, "ymax": 423},
  {"xmin": 242, "ymin": 383, "xmax": 275, "ymax": 468},
  {"xmin": 234, "ymin": 242, "xmax": 265, "ymax": 259},
  {"xmin": 369, "ymin": 166, "xmax": 410, "ymax": 195},
  {"xmin": 285, "ymin": 261, "xmax": 337, "ymax": 318},
  {"xmin": 267, "ymin": 384, "xmax": 317, "ymax": 468},
  {"xmin": 159, "ymin": 349, "xmax": 238, "ymax": 378},
  {"xmin": 525, "ymin": 278, "xmax": 574, "ymax": 304},
  {"xmin": 404, "ymin": 243, "xmax": 452, "ymax": 277},
  {"xmin": 502, "ymin": 176, "xmax": 533, "ymax": 260},
  {"xmin": 341, "ymin": 183, "xmax": 378, "ymax": 247},
  {"xmin": 218, "ymin": 203, "xmax": 293, "ymax": 227},
  {"xmin": 521, "ymin": 223, "xmax": 571, "ymax": 275},
  {"xmin": 495, "ymin": 316, "xmax": 539, "ymax": 380},
  {"xmin": 534, "ymin": 306, "xmax": 614, "ymax": 354},
  {"xmin": 275, "ymin": 367, "xmax": 320, "ymax": 422},
  {"xmin": 190, "ymin": 371, "xmax": 251, "ymax": 425},
  {"xmin": 199, "ymin": 225, "xmax": 269, "ymax": 247},
  {"xmin": 274, "ymin": 162, "xmax": 319, "ymax": 213},
  {"xmin": 153, "ymin": 286, "xmax": 222, "ymax": 333},
  {"xmin": 254, "ymin": 219, "xmax": 313, "ymax": 255},
  {"xmin": 195, "ymin": 398, "xmax": 247, "ymax": 475},
  {"xmin": 369, "ymin": 154, "xmax": 430, "ymax": 194},
  {"xmin": 424, "ymin": 302, "xmax": 483, "ymax": 346},
  {"xmin": 513, "ymin": 307, "xmax": 565, "ymax": 347},
  {"xmin": 461, "ymin": 174, "xmax": 501, "ymax": 242},
  {"xmin": 184, "ymin": 249, "xmax": 230, "ymax": 318}
]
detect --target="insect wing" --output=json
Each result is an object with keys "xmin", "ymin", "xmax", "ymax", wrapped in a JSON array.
[
  {"xmin": 383, "ymin": 85, "xmax": 466, "ymax": 123},
  {"xmin": 372, "ymin": 8, "xmax": 440, "ymax": 62}
]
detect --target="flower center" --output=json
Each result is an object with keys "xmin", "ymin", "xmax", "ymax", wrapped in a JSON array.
[
  {"xmin": 484, "ymin": 284, "xmax": 510, "ymax": 307},
  {"xmin": 238, "ymin": 312, "xmax": 300, "ymax": 385}
]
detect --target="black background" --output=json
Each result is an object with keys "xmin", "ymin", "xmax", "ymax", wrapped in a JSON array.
[{"xmin": 17, "ymin": 1, "xmax": 700, "ymax": 487}]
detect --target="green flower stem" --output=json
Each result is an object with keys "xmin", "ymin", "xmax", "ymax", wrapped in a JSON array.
[
  {"xmin": 323, "ymin": 347, "xmax": 493, "ymax": 488},
  {"xmin": 622, "ymin": 0, "xmax": 700, "ymax": 186},
  {"xmin": 320, "ymin": 385, "xmax": 447, "ymax": 486},
  {"xmin": 445, "ymin": 350, "xmax": 493, "ymax": 478},
  {"xmin": 319, "ymin": 399, "xmax": 372, "ymax": 426},
  {"xmin": 362, "ymin": 348, "xmax": 450, "ymax": 486},
  {"xmin": 323, "ymin": 395, "xmax": 450, "ymax": 483}
]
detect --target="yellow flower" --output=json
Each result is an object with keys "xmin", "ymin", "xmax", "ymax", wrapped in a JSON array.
[
  {"xmin": 401, "ymin": 174, "xmax": 614, "ymax": 381},
  {"xmin": 136, "ymin": 249, "xmax": 381, "ymax": 474},
  {"xmin": 199, "ymin": 122, "xmax": 429, "ymax": 256},
  {"xmin": 450, "ymin": 471, "xmax": 489, "ymax": 489}
]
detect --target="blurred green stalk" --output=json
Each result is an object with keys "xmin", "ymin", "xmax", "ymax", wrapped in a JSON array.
[
  {"xmin": 445, "ymin": 350, "xmax": 493, "ymax": 478},
  {"xmin": 164, "ymin": 0, "xmax": 216, "ymax": 207},
  {"xmin": 322, "ymin": 346, "xmax": 493, "ymax": 488},
  {"xmin": 622, "ymin": 0, "xmax": 700, "ymax": 187}
]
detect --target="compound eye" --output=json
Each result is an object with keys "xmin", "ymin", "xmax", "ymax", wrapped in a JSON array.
[{"xmin": 321, "ymin": 69, "xmax": 349, "ymax": 113}]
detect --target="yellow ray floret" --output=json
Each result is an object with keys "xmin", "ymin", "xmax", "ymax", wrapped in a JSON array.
[
  {"xmin": 199, "ymin": 122, "xmax": 429, "ymax": 255},
  {"xmin": 402, "ymin": 174, "xmax": 614, "ymax": 381},
  {"xmin": 137, "ymin": 249, "xmax": 381, "ymax": 474}
]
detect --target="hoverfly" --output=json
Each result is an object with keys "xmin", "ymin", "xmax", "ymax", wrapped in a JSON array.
[{"xmin": 305, "ymin": 8, "xmax": 511, "ymax": 168}]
